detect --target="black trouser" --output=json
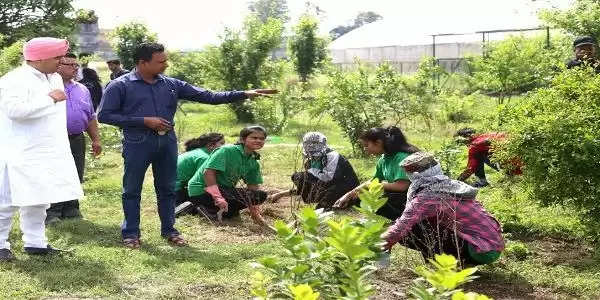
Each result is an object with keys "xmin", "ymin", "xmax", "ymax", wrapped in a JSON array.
[
  {"xmin": 473, "ymin": 151, "xmax": 499, "ymax": 182},
  {"xmin": 398, "ymin": 218, "xmax": 477, "ymax": 265},
  {"xmin": 176, "ymin": 187, "xmax": 190, "ymax": 206},
  {"xmin": 376, "ymin": 192, "xmax": 407, "ymax": 221},
  {"xmin": 189, "ymin": 186, "xmax": 267, "ymax": 219},
  {"xmin": 48, "ymin": 133, "xmax": 85, "ymax": 218},
  {"xmin": 291, "ymin": 172, "xmax": 357, "ymax": 209}
]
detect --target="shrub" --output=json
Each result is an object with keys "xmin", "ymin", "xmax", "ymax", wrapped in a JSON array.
[
  {"xmin": 0, "ymin": 40, "xmax": 24, "ymax": 77},
  {"xmin": 505, "ymin": 241, "xmax": 530, "ymax": 261},
  {"xmin": 252, "ymin": 76, "xmax": 304, "ymax": 133},
  {"xmin": 167, "ymin": 48, "xmax": 224, "ymax": 90},
  {"xmin": 469, "ymin": 35, "xmax": 569, "ymax": 104},
  {"xmin": 251, "ymin": 180, "xmax": 389, "ymax": 299},
  {"xmin": 438, "ymin": 92, "xmax": 478, "ymax": 124},
  {"xmin": 498, "ymin": 66, "xmax": 600, "ymax": 234},
  {"xmin": 316, "ymin": 58, "xmax": 442, "ymax": 155}
]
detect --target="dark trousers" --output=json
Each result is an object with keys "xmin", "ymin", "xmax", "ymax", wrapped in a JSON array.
[
  {"xmin": 376, "ymin": 192, "xmax": 407, "ymax": 221},
  {"xmin": 189, "ymin": 186, "xmax": 267, "ymax": 219},
  {"xmin": 398, "ymin": 218, "xmax": 476, "ymax": 265},
  {"xmin": 176, "ymin": 188, "xmax": 190, "ymax": 206},
  {"xmin": 121, "ymin": 130, "xmax": 179, "ymax": 239},
  {"xmin": 47, "ymin": 133, "xmax": 85, "ymax": 218},
  {"xmin": 291, "ymin": 172, "xmax": 357, "ymax": 209},
  {"xmin": 473, "ymin": 152, "xmax": 499, "ymax": 181}
]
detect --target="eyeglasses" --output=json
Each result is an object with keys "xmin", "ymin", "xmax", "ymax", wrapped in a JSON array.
[{"xmin": 60, "ymin": 63, "xmax": 80, "ymax": 68}]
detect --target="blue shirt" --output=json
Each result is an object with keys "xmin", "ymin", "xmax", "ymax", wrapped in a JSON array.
[{"xmin": 97, "ymin": 70, "xmax": 247, "ymax": 128}]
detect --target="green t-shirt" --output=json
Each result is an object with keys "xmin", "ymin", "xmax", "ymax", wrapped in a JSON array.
[
  {"xmin": 187, "ymin": 144, "xmax": 263, "ymax": 196},
  {"xmin": 373, "ymin": 151, "xmax": 410, "ymax": 182},
  {"xmin": 175, "ymin": 148, "xmax": 210, "ymax": 191}
]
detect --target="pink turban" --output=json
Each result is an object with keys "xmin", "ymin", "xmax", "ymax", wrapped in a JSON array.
[{"xmin": 23, "ymin": 37, "xmax": 69, "ymax": 61}]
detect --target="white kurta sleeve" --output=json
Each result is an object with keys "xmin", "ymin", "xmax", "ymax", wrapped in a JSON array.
[
  {"xmin": 0, "ymin": 83, "xmax": 56, "ymax": 121},
  {"xmin": 307, "ymin": 151, "xmax": 340, "ymax": 182}
]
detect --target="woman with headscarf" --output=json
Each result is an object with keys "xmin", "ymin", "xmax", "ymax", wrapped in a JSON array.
[
  {"xmin": 269, "ymin": 132, "xmax": 360, "ymax": 209},
  {"xmin": 382, "ymin": 152, "xmax": 504, "ymax": 265}
]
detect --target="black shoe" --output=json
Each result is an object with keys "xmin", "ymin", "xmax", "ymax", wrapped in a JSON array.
[
  {"xmin": 175, "ymin": 201, "xmax": 195, "ymax": 217},
  {"xmin": 472, "ymin": 180, "xmax": 490, "ymax": 188},
  {"xmin": 45, "ymin": 216, "xmax": 62, "ymax": 225},
  {"xmin": 196, "ymin": 204, "xmax": 219, "ymax": 221},
  {"xmin": 24, "ymin": 245, "xmax": 64, "ymax": 255},
  {"xmin": 0, "ymin": 249, "xmax": 15, "ymax": 262},
  {"xmin": 62, "ymin": 208, "xmax": 83, "ymax": 219}
]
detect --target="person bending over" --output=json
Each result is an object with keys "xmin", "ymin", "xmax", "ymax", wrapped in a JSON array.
[
  {"xmin": 175, "ymin": 132, "xmax": 225, "ymax": 209},
  {"xmin": 334, "ymin": 126, "xmax": 419, "ymax": 220},
  {"xmin": 382, "ymin": 152, "xmax": 504, "ymax": 266},
  {"xmin": 185, "ymin": 126, "xmax": 269, "ymax": 225}
]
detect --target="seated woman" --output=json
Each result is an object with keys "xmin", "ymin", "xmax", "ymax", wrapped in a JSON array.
[
  {"xmin": 334, "ymin": 126, "xmax": 419, "ymax": 220},
  {"xmin": 182, "ymin": 126, "xmax": 269, "ymax": 225},
  {"xmin": 382, "ymin": 152, "xmax": 504, "ymax": 265},
  {"xmin": 175, "ymin": 133, "xmax": 225, "ymax": 208},
  {"xmin": 268, "ymin": 132, "xmax": 360, "ymax": 209}
]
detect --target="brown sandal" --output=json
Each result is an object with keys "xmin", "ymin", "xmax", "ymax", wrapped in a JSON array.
[
  {"xmin": 166, "ymin": 234, "xmax": 187, "ymax": 247},
  {"xmin": 123, "ymin": 238, "xmax": 141, "ymax": 249}
]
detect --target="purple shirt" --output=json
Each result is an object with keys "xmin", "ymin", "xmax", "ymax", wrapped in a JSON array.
[{"xmin": 65, "ymin": 81, "xmax": 95, "ymax": 135}]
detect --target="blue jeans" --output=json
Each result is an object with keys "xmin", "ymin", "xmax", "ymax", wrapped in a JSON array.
[{"xmin": 121, "ymin": 129, "xmax": 179, "ymax": 239}]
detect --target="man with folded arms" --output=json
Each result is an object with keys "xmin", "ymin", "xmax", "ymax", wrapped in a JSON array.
[{"xmin": 0, "ymin": 37, "xmax": 83, "ymax": 261}]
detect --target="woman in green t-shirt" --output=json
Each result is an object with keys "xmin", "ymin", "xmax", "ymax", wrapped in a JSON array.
[
  {"xmin": 180, "ymin": 126, "xmax": 269, "ymax": 226},
  {"xmin": 175, "ymin": 133, "xmax": 225, "ymax": 207},
  {"xmin": 334, "ymin": 126, "xmax": 419, "ymax": 220}
]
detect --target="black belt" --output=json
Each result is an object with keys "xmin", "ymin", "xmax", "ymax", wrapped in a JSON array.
[{"xmin": 68, "ymin": 132, "xmax": 84, "ymax": 138}]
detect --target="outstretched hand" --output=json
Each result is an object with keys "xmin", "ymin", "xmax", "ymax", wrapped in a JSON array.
[{"xmin": 244, "ymin": 89, "xmax": 279, "ymax": 98}]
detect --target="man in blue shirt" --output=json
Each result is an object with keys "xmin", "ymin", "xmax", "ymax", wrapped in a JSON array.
[{"xmin": 98, "ymin": 42, "xmax": 276, "ymax": 249}]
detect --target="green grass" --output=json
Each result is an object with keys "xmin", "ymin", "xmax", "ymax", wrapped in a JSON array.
[{"xmin": 1, "ymin": 99, "xmax": 599, "ymax": 299}]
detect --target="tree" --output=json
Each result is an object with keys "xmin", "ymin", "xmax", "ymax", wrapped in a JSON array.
[
  {"xmin": 329, "ymin": 11, "xmax": 382, "ymax": 40},
  {"xmin": 288, "ymin": 15, "xmax": 328, "ymax": 82},
  {"xmin": 540, "ymin": 0, "xmax": 600, "ymax": 41},
  {"xmin": 0, "ymin": 0, "xmax": 76, "ymax": 48},
  {"xmin": 248, "ymin": 0, "xmax": 289, "ymax": 23},
  {"xmin": 217, "ymin": 16, "xmax": 284, "ymax": 122},
  {"xmin": 109, "ymin": 22, "xmax": 158, "ymax": 70},
  {"xmin": 75, "ymin": 9, "xmax": 98, "ymax": 24}
]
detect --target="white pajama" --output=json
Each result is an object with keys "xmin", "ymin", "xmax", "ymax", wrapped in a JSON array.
[{"xmin": 0, "ymin": 204, "xmax": 49, "ymax": 250}]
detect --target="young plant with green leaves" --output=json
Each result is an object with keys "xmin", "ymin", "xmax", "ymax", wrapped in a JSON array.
[
  {"xmin": 409, "ymin": 254, "xmax": 490, "ymax": 300},
  {"xmin": 251, "ymin": 180, "xmax": 389, "ymax": 299}
]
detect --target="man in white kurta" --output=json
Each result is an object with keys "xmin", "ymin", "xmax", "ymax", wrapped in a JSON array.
[{"xmin": 0, "ymin": 37, "xmax": 82, "ymax": 261}]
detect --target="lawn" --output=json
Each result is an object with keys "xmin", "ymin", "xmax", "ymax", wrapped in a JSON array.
[{"xmin": 1, "ymin": 101, "xmax": 599, "ymax": 299}]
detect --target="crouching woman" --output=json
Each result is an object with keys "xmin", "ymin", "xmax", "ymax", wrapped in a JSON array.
[
  {"xmin": 175, "ymin": 133, "xmax": 225, "ymax": 207},
  {"xmin": 185, "ymin": 126, "xmax": 269, "ymax": 224},
  {"xmin": 269, "ymin": 132, "xmax": 360, "ymax": 209},
  {"xmin": 382, "ymin": 152, "xmax": 504, "ymax": 265}
]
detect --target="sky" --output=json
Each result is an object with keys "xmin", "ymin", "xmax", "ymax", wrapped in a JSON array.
[{"xmin": 72, "ymin": 0, "xmax": 572, "ymax": 50}]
